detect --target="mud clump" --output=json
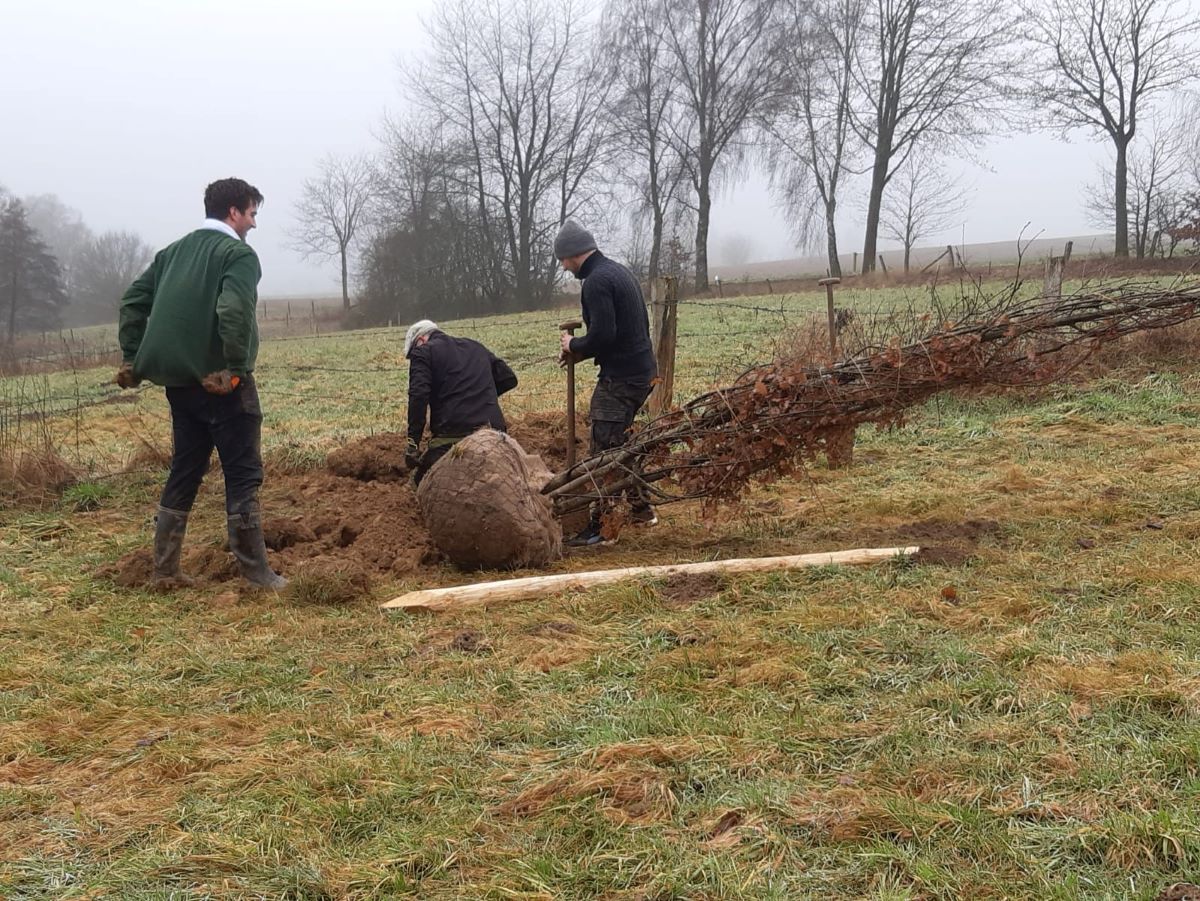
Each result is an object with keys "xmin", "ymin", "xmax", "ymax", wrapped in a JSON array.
[
  {"xmin": 417, "ymin": 429, "xmax": 561, "ymax": 571},
  {"xmin": 263, "ymin": 519, "xmax": 317, "ymax": 550},
  {"xmin": 448, "ymin": 628, "xmax": 492, "ymax": 654}
]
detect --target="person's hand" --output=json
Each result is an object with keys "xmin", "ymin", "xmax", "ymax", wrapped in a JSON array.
[
  {"xmin": 558, "ymin": 346, "xmax": 582, "ymax": 368},
  {"xmin": 559, "ymin": 331, "xmax": 574, "ymax": 355},
  {"xmin": 114, "ymin": 363, "xmax": 141, "ymax": 389},
  {"xmin": 201, "ymin": 370, "xmax": 240, "ymax": 395}
]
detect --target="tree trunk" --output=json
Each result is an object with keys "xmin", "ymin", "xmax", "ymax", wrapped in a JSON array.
[
  {"xmin": 7, "ymin": 269, "xmax": 17, "ymax": 345},
  {"xmin": 824, "ymin": 198, "xmax": 842, "ymax": 278},
  {"xmin": 340, "ymin": 248, "xmax": 350, "ymax": 311},
  {"xmin": 694, "ymin": 168, "xmax": 711, "ymax": 292},
  {"xmin": 903, "ymin": 244, "xmax": 911, "ymax": 273},
  {"xmin": 1114, "ymin": 138, "xmax": 1130, "ymax": 258},
  {"xmin": 649, "ymin": 204, "xmax": 664, "ymax": 282},
  {"xmin": 861, "ymin": 144, "xmax": 890, "ymax": 274}
]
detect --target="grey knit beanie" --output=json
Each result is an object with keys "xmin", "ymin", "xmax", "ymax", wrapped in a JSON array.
[
  {"xmin": 554, "ymin": 220, "xmax": 598, "ymax": 259},
  {"xmin": 404, "ymin": 319, "xmax": 437, "ymax": 357}
]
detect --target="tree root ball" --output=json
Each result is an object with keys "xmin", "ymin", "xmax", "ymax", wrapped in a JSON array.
[{"xmin": 416, "ymin": 429, "xmax": 562, "ymax": 570}]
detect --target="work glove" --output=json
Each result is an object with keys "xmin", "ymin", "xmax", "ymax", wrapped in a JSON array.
[
  {"xmin": 405, "ymin": 439, "xmax": 420, "ymax": 472},
  {"xmin": 115, "ymin": 363, "xmax": 142, "ymax": 389},
  {"xmin": 201, "ymin": 370, "xmax": 240, "ymax": 395}
]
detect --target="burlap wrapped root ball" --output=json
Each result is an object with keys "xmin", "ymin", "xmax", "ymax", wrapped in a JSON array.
[{"xmin": 416, "ymin": 429, "xmax": 562, "ymax": 570}]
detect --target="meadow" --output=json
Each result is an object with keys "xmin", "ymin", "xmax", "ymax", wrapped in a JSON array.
[{"xmin": 3, "ymin": 277, "xmax": 1200, "ymax": 899}]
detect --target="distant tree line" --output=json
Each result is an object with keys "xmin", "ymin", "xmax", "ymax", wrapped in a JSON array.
[
  {"xmin": 287, "ymin": 0, "xmax": 1200, "ymax": 326},
  {"xmin": 0, "ymin": 186, "xmax": 154, "ymax": 340}
]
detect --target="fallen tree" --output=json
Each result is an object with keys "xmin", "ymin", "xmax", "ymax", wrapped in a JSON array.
[{"xmin": 545, "ymin": 280, "xmax": 1200, "ymax": 515}]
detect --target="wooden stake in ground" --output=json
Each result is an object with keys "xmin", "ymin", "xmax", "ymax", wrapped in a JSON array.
[
  {"xmin": 819, "ymin": 276, "xmax": 841, "ymax": 362},
  {"xmin": 381, "ymin": 546, "xmax": 919, "ymax": 613},
  {"xmin": 560, "ymin": 319, "xmax": 582, "ymax": 468}
]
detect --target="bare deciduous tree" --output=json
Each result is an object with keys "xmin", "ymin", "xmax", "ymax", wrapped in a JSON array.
[
  {"xmin": 1023, "ymin": 0, "xmax": 1198, "ymax": 258},
  {"xmin": 663, "ymin": 0, "xmax": 786, "ymax": 291},
  {"xmin": 854, "ymin": 0, "xmax": 1018, "ymax": 273},
  {"xmin": 766, "ymin": 0, "xmax": 863, "ymax": 277},
  {"xmin": 409, "ymin": 0, "xmax": 611, "ymax": 311},
  {"xmin": 73, "ymin": 231, "xmax": 154, "ymax": 325},
  {"xmin": 368, "ymin": 117, "xmax": 500, "ymax": 322},
  {"xmin": 605, "ymin": 0, "xmax": 689, "ymax": 280},
  {"xmin": 1084, "ymin": 116, "xmax": 1191, "ymax": 258},
  {"xmin": 292, "ymin": 153, "xmax": 376, "ymax": 311},
  {"xmin": 878, "ymin": 154, "xmax": 971, "ymax": 271}
]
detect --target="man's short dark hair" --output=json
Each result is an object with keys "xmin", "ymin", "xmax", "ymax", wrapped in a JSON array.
[{"xmin": 204, "ymin": 178, "xmax": 264, "ymax": 220}]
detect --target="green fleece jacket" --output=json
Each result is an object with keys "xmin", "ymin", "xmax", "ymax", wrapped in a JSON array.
[{"xmin": 118, "ymin": 229, "xmax": 261, "ymax": 387}]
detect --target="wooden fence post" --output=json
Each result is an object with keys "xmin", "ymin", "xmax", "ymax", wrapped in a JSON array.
[
  {"xmin": 648, "ymin": 276, "xmax": 678, "ymax": 417},
  {"xmin": 1042, "ymin": 240, "xmax": 1073, "ymax": 304}
]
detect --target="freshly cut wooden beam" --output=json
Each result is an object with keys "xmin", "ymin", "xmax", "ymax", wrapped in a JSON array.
[{"xmin": 380, "ymin": 546, "xmax": 919, "ymax": 613}]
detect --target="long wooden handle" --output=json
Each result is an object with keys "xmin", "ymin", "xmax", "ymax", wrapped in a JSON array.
[
  {"xmin": 566, "ymin": 352, "xmax": 576, "ymax": 469},
  {"xmin": 380, "ymin": 546, "xmax": 919, "ymax": 612}
]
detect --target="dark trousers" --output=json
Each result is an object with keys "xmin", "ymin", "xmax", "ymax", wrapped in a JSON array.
[
  {"xmin": 589, "ymin": 377, "xmax": 653, "ymax": 521},
  {"xmin": 160, "ymin": 375, "xmax": 265, "ymax": 516},
  {"xmin": 412, "ymin": 443, "xmax": 453, "ymax": 487}
]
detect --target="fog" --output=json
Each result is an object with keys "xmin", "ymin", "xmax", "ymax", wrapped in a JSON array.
[{"xmin": 1, "ymin": 0, "xmax": 1188, "ymax": 297}]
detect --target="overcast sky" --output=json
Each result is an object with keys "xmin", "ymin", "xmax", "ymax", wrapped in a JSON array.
[{"xmin": 1, "ymin": 0, "xmax": 1193, "ymax": 296}]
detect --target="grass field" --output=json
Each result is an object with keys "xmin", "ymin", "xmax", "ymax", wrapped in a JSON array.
[{"xmin": 3, "ymin": 279, "xmax": 1200, "ymax": 899}]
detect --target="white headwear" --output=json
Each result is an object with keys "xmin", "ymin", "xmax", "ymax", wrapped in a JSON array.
[{"xmin": 404, "ymin": 319, "xmax": 438, "ymax": 357}]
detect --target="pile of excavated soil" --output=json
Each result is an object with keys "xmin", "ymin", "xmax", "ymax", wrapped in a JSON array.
[
  {"xmin": 507, "ymin": 412, "xmax": 587, "ymax": 473},
  {"xmin": 104, "ymin": 464, "xmax": 440, "ymax": 590},
  {"xmin": 105, "ymin": 424, "xmax": 573, "ymax": 590}
]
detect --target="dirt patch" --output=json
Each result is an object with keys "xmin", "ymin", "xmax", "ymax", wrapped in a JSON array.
[
  {"xmin": 851, "ymin": 518, "xmax": 1001, "ymax": 568},
  {"xmin": 656, "ymin": 573, "xmax": 725, "ymax": 608},
  {"xmin": 104, "ymin": 435, "xmax": 441, "ymax": 589},
  {"xmin": 507, "ymin": 411, "xmax": 587, "ymax": 474},
  {"xmin": 448, "ymin": 628, "xmax": 492, "ymax": 654},
  {"xmin": 326, "ymin": 433, "xmax": 411, "ymax": 481},
  {"xmin": 262, "ymin": 519, "xmax": 317, "ymax": 550}
]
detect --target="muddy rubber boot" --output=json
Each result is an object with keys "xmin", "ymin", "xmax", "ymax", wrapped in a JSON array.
[
  {"xmin": 153, "ymin": 506, "xmax": 196, "ymax": 589},
  {"xmin": 227, "ymin": 507, "xmax": 288, "ymax": 590}
]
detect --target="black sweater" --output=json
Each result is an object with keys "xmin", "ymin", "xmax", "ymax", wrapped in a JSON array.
[
  {"xmin": 567, "ymin": 252, "xmax": 657, "ymax": 381},
  {"xmin": 407, "ymin": 331, "xmax": 517, "ymax": 446}
]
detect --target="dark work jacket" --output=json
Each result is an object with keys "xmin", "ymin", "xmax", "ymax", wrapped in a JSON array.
[
  {"xmin": 567, "ymin": 251, "xmax": 657, "ymax": 381},
  {"xmin": 407, "ymin": 331, "xmax": 518, "ymax": 446}
]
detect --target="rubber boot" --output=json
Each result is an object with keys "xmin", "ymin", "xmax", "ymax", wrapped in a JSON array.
[
  {"xmin": 153, "ymin": 506, "xmax": 195, "ymax": 589},
  {"xmin": 227, "ymin": 505, "xmax": 288, "ymax": 590}
]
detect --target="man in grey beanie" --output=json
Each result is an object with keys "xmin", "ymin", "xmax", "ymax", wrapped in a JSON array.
[{"xmin": 555, "ymin": 219, "xmax": 658, "ymax": 547}]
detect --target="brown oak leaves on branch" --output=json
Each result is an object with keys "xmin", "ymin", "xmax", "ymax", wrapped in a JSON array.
[{"xmin": 546, "ymin": 281, "xmax": 1200, "ymax": 515}]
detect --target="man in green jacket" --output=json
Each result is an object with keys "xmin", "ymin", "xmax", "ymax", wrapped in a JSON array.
[{"xmin": 116, "ymin": 177, "xmax": 285, "ymax": 590}]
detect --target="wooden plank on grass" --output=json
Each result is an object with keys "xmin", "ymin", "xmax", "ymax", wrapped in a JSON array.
[{"xmin": 381, "ymin": 546, "xmax": 920, "ymax": 613}]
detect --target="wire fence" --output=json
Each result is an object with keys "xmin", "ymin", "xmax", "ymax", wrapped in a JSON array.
[{"xmin": 0, "ymin": 289, "xmax": 867, "ymax": 492}]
